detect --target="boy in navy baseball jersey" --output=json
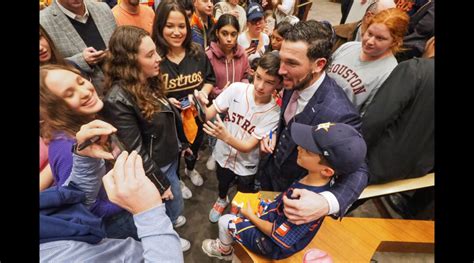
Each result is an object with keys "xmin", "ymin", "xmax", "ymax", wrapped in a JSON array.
[{"xmin": 202, "ymin": 122, "xmax": 367, "ymax": 260}]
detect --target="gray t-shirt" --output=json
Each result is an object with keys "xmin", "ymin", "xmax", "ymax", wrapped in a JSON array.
[{"xmin": 327, "ymin": 41, "xmax": 398, "ymax": 115}]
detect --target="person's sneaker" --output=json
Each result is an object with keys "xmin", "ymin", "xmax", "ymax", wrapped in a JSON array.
[
  {"xmin": 180, "ymin": 180, "xmax": 192, "ymax": 199},
  {"xmin": 206, "ymin": 155, "xmax": 216, "ymax": 171},
  {"xmin": 185, "ymin": 169, "xmax": 203, "ymax": 186},
  {"xmin": 209, "ymin": 197, "xmax": 229, "ymax": 223},
  {"xmin": 202, "ymin": 238, "xmax": 233, "ymax": 261},
  {"xmin": 173, "ymin": 215, "xmax": 187, "ymax": 228},
  {"xmin": 181, "ymin": 237, "xmax": 191, "ymax": 252}
]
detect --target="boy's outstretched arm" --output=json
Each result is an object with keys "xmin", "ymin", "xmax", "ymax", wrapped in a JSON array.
[
  {"xmin": 194, "ymin": 89, "xmax": 218, "ymax": 121},
  {"xmin": 240, "ymin": 201, "xmax": 273, "ymax": 237}
]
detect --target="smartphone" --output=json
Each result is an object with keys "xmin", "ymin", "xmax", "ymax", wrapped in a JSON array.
[
  {"xmin": 107, "ymin": 134, "xmax": 127, "ymax": 159},
  {"xmin": 180, "ymin": 97, "xmax": 191, "ymax": 110},
  {"xmin": 250, "ymin": 39, "xmax": 259, "ymax": 49},
  {"xmin": 192, "ymin": 95, "xmax": 206, "ymax": 123}
]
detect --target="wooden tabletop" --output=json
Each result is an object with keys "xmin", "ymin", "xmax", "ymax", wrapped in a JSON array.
[{"xmin": 234, "ymin": 216, "xmax": 434, "ymax": 262}]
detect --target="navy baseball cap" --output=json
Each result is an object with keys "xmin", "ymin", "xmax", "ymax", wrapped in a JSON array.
[
  {"xmin": 246, "ymin": 3, "xmax": 264, "ymax": 21},
  {"xmin": 291, "ymin": 122, "xmax": 367, "ymax": 175}
]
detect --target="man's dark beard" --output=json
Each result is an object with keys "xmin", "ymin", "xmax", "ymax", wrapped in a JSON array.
[{"xmin": 293, "ymin": 72, "xmax": 314, "ymax": 91}]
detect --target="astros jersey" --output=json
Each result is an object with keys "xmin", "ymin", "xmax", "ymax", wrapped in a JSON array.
[
  {"xmin": 213, "ymin": 82, "xmax": 280, "ymax": 175},
  {"xmin": 230, "ymin": 181, "xmax": 330, "ymax": 259}
]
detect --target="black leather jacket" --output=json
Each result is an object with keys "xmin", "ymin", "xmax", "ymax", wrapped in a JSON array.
[{"xmin": 100, "ymin": 83, "xmax": 188, "ymax": 194}]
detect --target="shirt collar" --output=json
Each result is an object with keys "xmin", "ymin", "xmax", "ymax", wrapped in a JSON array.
[
  {"xmin": 56, "ymin": 0, "xmax": 89, "ymax": 22},
  {"xmin": 298, "ymin": 71, "xmax": 326, "ymax": 103}
]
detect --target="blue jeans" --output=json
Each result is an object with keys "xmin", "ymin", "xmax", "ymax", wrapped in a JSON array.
[{"xmin": 161, "ymin": 159, "xmax": 184, "ymax": 224}]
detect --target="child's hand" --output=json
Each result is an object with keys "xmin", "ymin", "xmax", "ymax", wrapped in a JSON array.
[
  {"xmin": 203, "ymin": 114, "xmax": 230, "ymax": 141},
  {"xmin": 240, "ymin": 200, "xmax": 254, "ymax": 219},
  {"xmin": 260, "ymin": 131, "xmax": 276, "ymax": 153},
  {"xmin": 193, "ymin": 89, "xmax": 209, "ymax": 106}
]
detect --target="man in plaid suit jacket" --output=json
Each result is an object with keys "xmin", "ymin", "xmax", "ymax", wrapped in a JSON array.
[
  {"xmin": 40, "ymin": 0, "xmax": 117, "ymax": 96},
  {"xmin": 259, "ymin": 20, "xmax": 369, "ymax": 221}
]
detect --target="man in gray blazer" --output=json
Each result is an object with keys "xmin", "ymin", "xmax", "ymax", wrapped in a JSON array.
[{"xmin": 40, "ymin": 0, "xmax": 117, "ymax": 96}]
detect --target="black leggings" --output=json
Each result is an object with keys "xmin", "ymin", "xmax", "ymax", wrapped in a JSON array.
[
  {"xmin": 184, "ymin": 116, "xmax": 204, "ymax": 171},
  {"xmin": 216, "ymin": 162, "xmax": 255, "ymax": 199}
]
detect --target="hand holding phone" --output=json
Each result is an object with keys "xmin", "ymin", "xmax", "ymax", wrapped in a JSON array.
[
  {"xmin": 247, "ymin": 39, "xmax": 259, "ymax": 55},
  {"xmin": 74, "ymin": 120, "xmax": 117, "ymax": 160},
  {"xmin": 107, "ymin": 134, "xmax": 127, "ymax": 160},
  {"xmin": 180, "ymin": 97, "xmax": 191, "ymax": 110},
  {"xmin": 250, "ymin": 39, "xmax": 259, "ymax": 49},
  {"xmin": 192, "ymin": 94, "xmax": 206, "ymax": 123}
]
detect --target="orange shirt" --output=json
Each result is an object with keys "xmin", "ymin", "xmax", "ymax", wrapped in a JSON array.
[
  {"xmin": 112, "ymin": 4, "xmax": 155, "ymax": 34},
  {"xmin": 118, "ymin": 0, "xmax": 154, "ymax": 6}
]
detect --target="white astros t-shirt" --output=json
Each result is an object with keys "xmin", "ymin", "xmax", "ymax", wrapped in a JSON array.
[{"xmin": 212, "ymin": 82, "xmax": 280, "ymax": 176}]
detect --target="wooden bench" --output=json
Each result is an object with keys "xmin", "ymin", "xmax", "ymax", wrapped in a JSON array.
[
  {"xmin": 359, "ymin": 173, "xmax": 435, "ymax": 199},
  {"xmin": 233, "ymin": 216, "xmax": 434, "ymax": 262},
  {"xmin": 358, "ymin": 173, "xmax": 435, "ymax": 217}
]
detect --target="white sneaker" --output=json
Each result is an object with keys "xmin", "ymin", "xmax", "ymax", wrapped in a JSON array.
[
  {"xmin": 209, "ymin": 196, "xmax": 229, "ymax": 223},
  {"xmin": 206, "ymin": 155, "xmax": 216, "ymax": 171},
  {"xmin": 185, "ymin": 169, "xmax": 203, "ymax": 186},
  {"xmin": 181, "ymin": 237, "xmax": 191, "ymax": 252},
  {"xmin": 180, "ymin": 180, "xmax": 192, "ymax": 199},
  {"xmin": 202, "ymin": 238, "xmax": 233, "ymax": 261},
  {"xmin": 173, "ymin": 215, "xmax": 187, "ymax": 228}
]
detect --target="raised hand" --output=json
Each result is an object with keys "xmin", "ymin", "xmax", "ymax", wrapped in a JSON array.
[
  {"xmin": 102, "ymin": 151, "xmax": 163, "ymax": 215},
  {"xmin": 203, "ymin": 114, "xmax": 230, "ymax": 142}
]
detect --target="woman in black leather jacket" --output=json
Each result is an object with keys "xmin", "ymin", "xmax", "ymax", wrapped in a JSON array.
[
  {"xmin": 152, "ymin": 1, "xmax": 216, "ymax": 188},
  {"xmin": 101, "ymin": 26, "xmax": 191, "ymax": 247}
]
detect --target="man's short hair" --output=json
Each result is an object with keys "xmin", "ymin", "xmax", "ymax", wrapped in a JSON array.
[{"xmin": 284, "ymin": 20, "xmax": 333, "ymax": 68}]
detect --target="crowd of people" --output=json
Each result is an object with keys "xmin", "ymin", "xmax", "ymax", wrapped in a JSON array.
[{"xmin": 39, "ymin": 0, "xmax": 434, "ymax": 261}]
